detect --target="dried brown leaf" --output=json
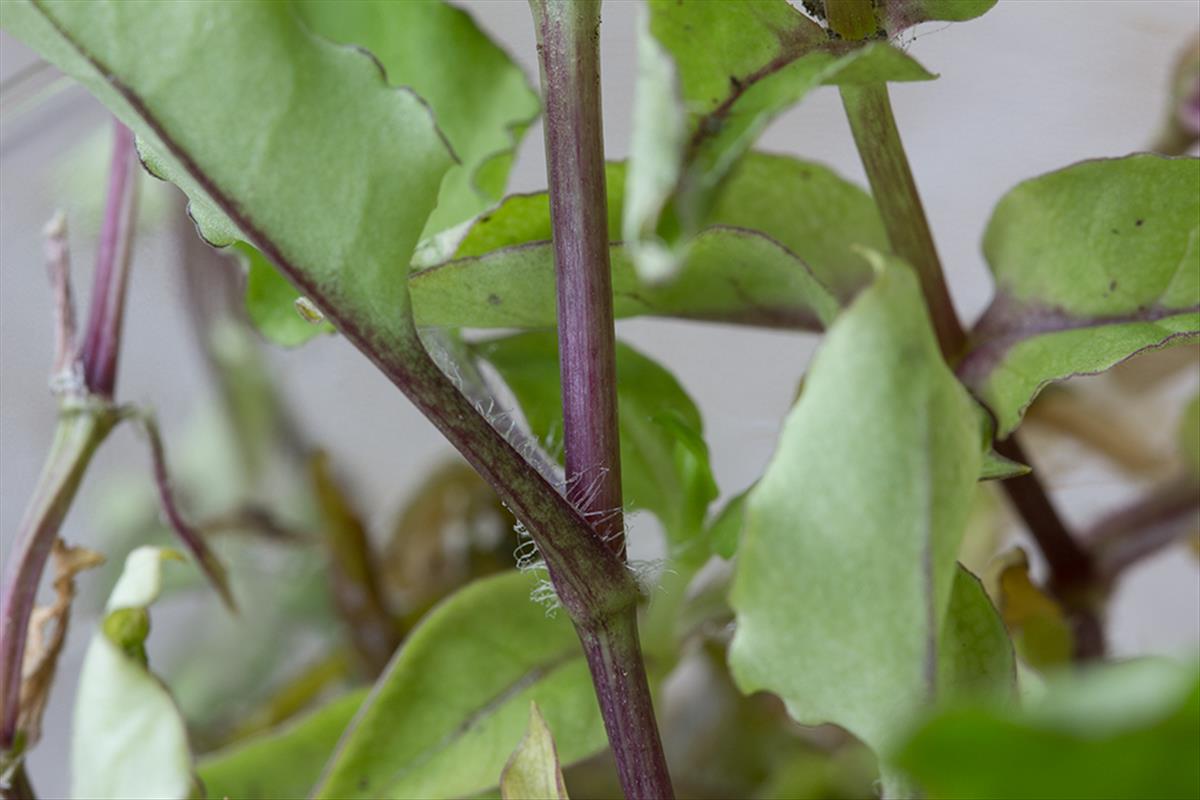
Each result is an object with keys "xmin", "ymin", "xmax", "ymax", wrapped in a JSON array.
[{"xmin": 18, "ymin": 539, "xmax": 105, "ymax": 745}]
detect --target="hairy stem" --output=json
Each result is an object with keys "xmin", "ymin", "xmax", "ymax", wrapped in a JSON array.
[
  {"xmin": 80, "ymin": 122, "xmax": 139, "ymax": 399},
  {"xmin": 993, "ymin": 436, "xmax": 1106, "ymax": 660},
  {"xmin": 838, "ymin": 82, "xmax": 966, "ymax": 359},
  {"xmin": 0, "ymin": 409, "xmax": 113, "ymax": 749},
  {"xmin": 533, "ymin": 0, "xmax": 626, "ymax": 560},
  {"xmin": 529, "ymin": 2, "xmax": 673, "ymax": 796}
]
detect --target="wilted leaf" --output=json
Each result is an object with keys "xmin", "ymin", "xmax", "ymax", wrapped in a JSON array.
[
  {"xmin": 199, "ymin": 689, "xmax": 366, "ymax": 800},
  {"xmin": 500, "ymin": 702, "xmax": 569, "ymax": 800},
  {"xmin": 958, "ymin": 155, "xmax": 1200, "ymax": 437},
  {"xmin": 71, "ymin": 547, "xmax": 197, "ymax": 800},
  {"xmin": 896, "ymin": 660, "xmax": 1200, "ymax": 799},
  {"xmin": 478, "ymin": 333, "xmax": 718, "ymax": 560},
  {"xmin": 312, "ymin": 571, "xmax": 606, "ymax": 800},
  {"xmin": 309, "ymin": 451, "xmax": 400, "ymax": 676},
  {"xmin": 18, "ymin": 540, "xmax": 105, "ymax": 747},
  {"xmin": 625, "ymin": 0, "xmax": 932, "ymax": 281},
  {"xmin": 729, "ymin": 256, "xmax": 1013, "ymax": 789},
  {"xmin": 381, "ymin": 460, "xmax": 518, "ymax": 623},
  {"xmin": 991, "ymin": 549, "xmax": 1073, "ymax": 671}
]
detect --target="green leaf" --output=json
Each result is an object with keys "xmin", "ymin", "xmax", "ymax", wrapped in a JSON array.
[
  {"xmin": 198, "ymin": 690, "xmax": 367, "ymax": 800},
  {"xmin": 477, "ymin": 333, "xmax": 718, "ymax": 560},
  {"xmin": 244, "ymin": 0, "xmax": 541, "ymax": 346},
  {"xmin": 413, "ymin": 153, "xmax": 888, "ymax": 330},
  {"xmin": 312, "ymin": 571, "xmax": 606, "ymax": 800},
  {"xmin": 625, "ymin": 0, "xmax": 933, "ymax": 282},
  {"xmin": 874, "ymin": 0, "xmax": 997, "ymax": 35},
  {"xmin": 296, "ymin": 0, "xmax": 538, "ymax": 235},
  {"xmin": 728, "ymin": 256, "xmax": 1013, "ymax": 777},
  {"xmin": 499, "ymin": 703, "xmax": 570, "ymax": 800},
  {"xmin": 959, "ymin": 155, "xmax": 1200, "ymax": 437},
  {"xmin": 71, "ymin": 547, "xmax": 198, "ymax": 800},
  {"xmin": 2, "ymin": 0, "xmax": 454, "ymax": 355},
  {"xmin": 895, "ymin": 660, "xmax": 1200, "ymax": 799},
  {"xmin": 243, "ymin": 246, "xmax": 336, "ymax": 347},
  {"xmin": 707, "ymin": 488, "xmax": 750, "ymax": 560}
]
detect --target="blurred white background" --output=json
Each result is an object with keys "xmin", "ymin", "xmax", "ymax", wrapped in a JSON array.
[{"xmin": 2, "ymin": 2, "xmax": 1198, "ymax": 796}]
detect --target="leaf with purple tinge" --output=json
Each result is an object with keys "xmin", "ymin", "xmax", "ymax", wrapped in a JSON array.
[
  {"xmin": 625, "ymin": 0, "xmax": 933, "ymax": 283},
  {"xmin": 874, "ymin": 0, "xmax": 997, "ymax": 36},
  {"xmin": 412, "ymin": 154, "xmax": 886, "ymax": 331},
  {"xmin": 1, "ymin": 0, "xmax": 454, "ymax": 357},
  {"xmin": 244, "ymin": 0, "xmax": 542, "ymax": 347},
  {"xmin": 958, "ymin": 155, "xmax": 1200, "ymax": 437}
]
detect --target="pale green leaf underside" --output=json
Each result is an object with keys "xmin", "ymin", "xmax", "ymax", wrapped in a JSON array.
[
  {"xmin": 412, "ymin": 154, "xmax": 885, "ymax": 330},
  {"xmin": 959, "ymin": 155, "xmax": 1200, "ymax": 436},
  {"xmin": 198, "ymin": 691, "xmax": 367, "ymax": 800},
  {"xmin": 478, "ymin": 334, "xmax": 717, "ymax": 559},
  {"xmin": 72, "ymin": 548, "xmax": 195, "ymax": 800},
  {"xmin": 625, "ymin": 0, "xmax": 933, "ymax": 281},
  {"xmin": 730, "ymin": 258, "xmax": 1011, "ymax": 765},
  {"xmin": 245, "ymin": 0, "xmax": 540, "ymax": 346},
  {"xmin": 296, "ymin": 0, "xmax": 538, "ymax": 235},
  {"xmin": 2, "ymin": 0, "xmax": 453, "ymax": 353},
  {"xmin": 499, "ymin": 703, "xmax": 570, "ymax": 800},
  {"xmin": 313, "ymin": 571, "xmax": 606, "ymax": 800}
]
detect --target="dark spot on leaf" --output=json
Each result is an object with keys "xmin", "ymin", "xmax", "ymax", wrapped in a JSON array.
[
  {"xmin": 487, "ymin": 293, "xmax": 502, "ymax": 306},
  {"xmin": 479, "ymin": 214, "xmax": 492, "ymax": 224},
  {"xmin": 1110, "ymin": 228, "xmax": 1119, "ymax": 235},
  {"xmin": 1109, "ymin": 280, "xmax": 1118, "ymax": 291},
  {"xmin": 358, "ymin": 778, "xmax": 369, "ymax": 791},
  {"xmin": 729, "ymin": 75, "xmax": 744, "ymax": 91},
  {"xmin": 1136, "ymin": 218, "xmax": 1144, "ymax": 227}
]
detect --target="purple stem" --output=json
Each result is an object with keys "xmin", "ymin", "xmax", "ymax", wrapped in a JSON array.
[
  {"xmin": 1087, "ymin": 475, "xmax": 1200, "ymax": 581},
  {"xmin": 80, "ymin": 122, "xmax": 139, "ymax": 399},
  {"xmin": 0, "ymin": 121, "xmax": 142, "ymax": 751},
  {"xmin": 993, "ymin": 436, "xmax": 1106, "ymax": 660},
  {"xmin": 531, "ymin": 2, "xmax": 674, "ymax": 797},
  {"xmin": 534, "ymin": 0, "xmax": 625, "ymax": 560},
  {"xmin": 0, "ymin": 411, "xmax": 111, "ymax": 750}
]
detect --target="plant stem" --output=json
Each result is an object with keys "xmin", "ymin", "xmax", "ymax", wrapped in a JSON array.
[
  {"xmin": 826, "ymin": 2, "xmax": 1103, "ymax": 658},
  {"xmin": 80, "ymin": 122, "xmax": 139, "ymax": 399},
  {"xmin": 0, "ymin": 408, "xmax": 113, "ymax": 749},
  {"xmin": 1086, "ymin": 475, "xmax": 1200, "ymax": 581},
  {"xmin": 530, "ymin": 2, "xmax": 673, "ymax": 796},
  {"xmin": 532, "ymin": 0, "xmax": 626, "ymax": 560},
  {"xmin": 993, "ymin": 436, "xmax": 1105, "ymax": 660},
  {"xmin": 824, "ymin": 1, "xmax": 963, "ymax": 357},
  {"xmin": 576, "ymin": 607, "xmax": 670, "ymax": 800},
  {"xmin": 838, "ymin": 83, "xmax": 966, "ymax": 359}
]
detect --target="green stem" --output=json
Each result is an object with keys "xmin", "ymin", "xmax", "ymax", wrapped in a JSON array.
[
  {"xmin": 827, "ymin": 1, "xmax": 1103, "ymax": 660},
  {"xmin": 838, "ymin": 82, "xmax": 966, "ymax": 358},
  {"xmin": 0, "ymin": 407, "xmax": 114, "ymax": 749}
]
